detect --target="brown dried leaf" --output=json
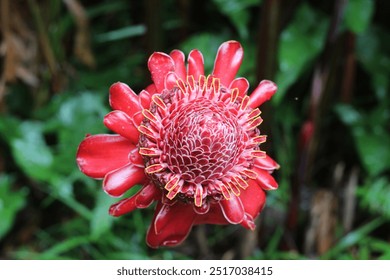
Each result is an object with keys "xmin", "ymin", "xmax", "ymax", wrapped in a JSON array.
[
  {"xmin": 63, "ymin": 0, "xmax": 95, "ymax": 68},
  {"xmin": 305, "ymin": 189, "xmax": 338, "ymax": 255}
]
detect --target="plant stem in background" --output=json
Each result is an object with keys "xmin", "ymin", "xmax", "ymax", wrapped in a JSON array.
[
  {"xmin": 145, "ymin": 0, "xmax": 163, "ymax": 53},
  {"xmin": 256, "ymin": 0, "xmax": 281, "ymax": 81}
]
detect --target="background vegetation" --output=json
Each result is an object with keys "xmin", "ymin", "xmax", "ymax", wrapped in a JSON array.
[{"xmin": 0, "ymin": 0, "xmax": 389, "ymax": 260}]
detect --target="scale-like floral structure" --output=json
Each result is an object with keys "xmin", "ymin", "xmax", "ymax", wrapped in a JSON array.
[{"xmin": 76, "ymin": 41, "xmax": 279, "ymax": 248}]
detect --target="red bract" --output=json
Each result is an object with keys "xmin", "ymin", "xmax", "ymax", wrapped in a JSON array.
[{"xmin": 76, "ymin": 41, "xmax": 279, "ymax": 248}]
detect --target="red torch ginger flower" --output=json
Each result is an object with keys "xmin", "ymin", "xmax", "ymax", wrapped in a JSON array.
[{"xmin": 76, "ymin": 41, "xmax": 279, "ymax": 248}]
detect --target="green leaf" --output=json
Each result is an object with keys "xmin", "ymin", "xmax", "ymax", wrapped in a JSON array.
[
  {"xmin": 0, "ymin": 116, "xmax": 23, "ymax": 143},
  {"xmin": 353, "ymin": 130, "xmax": 390, "ymax": 176},
  {"xmin": 50, "ymin": 177, "xmax": 92, "ymax": 220},
  {"xmin": 0, "ymin": 176, "xmax": 28, "ymax": 239},
  {"xmin": 322, "ymin": 217, "xmax": 385, "ymax": 259},
  {"xmin": 56, "ymin": 91, "xmax": 107, "ymax": 128},
  {"xmin": 334, "ymin": 104, "xmax": 363, "ymax": 125},
  {"xmin": 90, "ymin": 191, "xmax": 116, "ymax": 240},
  {"xmin": 39, "ymin": 235, "xmax": 92, "ymax": 259},
  {"xmin": 95, "ymin": 25, "xmax": 147, "ymax": 43},
  {"xmin": 344, "ymin": 0, "xmax": 374, "ymax": 34},
  {"xmin": 274, "ymin": 4, "xmax": 328, "ymax": 104},
  {"xmin": 10, "ymin": 122, "xmax": 54, "ymax": 181},
  {"xmin": 358, "ymin": 178, "xmax": 390, "ymax": 218},
  {"xmin": 335, "ymin": 104, "xmax": 390, "ymax": 176},
  {"xmin": 264, "ymin": 227, "xmax": 284, "ymax": 257},
  {"xmin": 212, "ymin": 0, "xmax": 261, "ymax": 39},
  {"xmin": 368, "ymin": 237, "xmax": 390, "ymax": 260},
  {"xmin": 356, "ymin": 26, "xmax": 390, "ymax": 100},
  {"xmin": 51, "ymin": 92, "xmax": 107, "ymax": 175}
]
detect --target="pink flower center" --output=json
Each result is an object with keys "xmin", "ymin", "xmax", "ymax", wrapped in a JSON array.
[
  {"xmin": 165, "ymin": 98, "xmax": 243, "ymax": 184},
  {"xmin": 138, "ymin": 75, "xmax": 265, "ymax": 212}
]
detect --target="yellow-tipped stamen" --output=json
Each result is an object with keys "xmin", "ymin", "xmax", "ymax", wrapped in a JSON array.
[
  {"xmin": 206, "ymin": 75, "xmax": 213, "ymax": 91},
  {"xmin": 234, "ymin": 176, "xmax": 249, "ymax": 189},
  {"xmin": 138, "ymin": 125, "xmax": 157, "ymax": 140},
  {"xmin": 247, "ymin": 108, "xmax": 261, "ymax": 120},
  {"xmin": 246, "ymin": 117, "xmax": 263, "ymax": 131},
  {"xmin": 252, "ymin": 135, "xmax": 267, "ymax": 144},
  {"xmin": 152, "ymin": 95, "xmax": 167, "ymax": 110},
  {"xmin": 230, "ymin": 88, "xmax": 239, "ymax": 103},
  {"xmin": 194, "ymin": 184, "xmax": 203, "ymax": 207},
  {"xmin": 213, "ymin": 77, "xmax": 220, "ymax": 95},
  {"xmin": 240, "ymin": 168, "xmax": 258, "ymax": 179},
  {"xmin": 240, "ymin": 95, "xmax": 250, "ymax": 111},
  {"xmin": 166, "ymin": 183, "xmax": 183, "ymax": 200},
  {"xmin": 138, "ymin": 125, "xmax": 157, "ymax": 139},
  {"xmin": 252, "ymin": 150, "xmax": 266, "ymax": 158},
  {"xmin": 220, "ymin": 183, "xmax": 231, "ymax": 200},
  {"xmin": 176, "ymin": 78, "xmax": 187, "ymax": 94},
  {"xmin": 142, "ymin": 109, "xmax": 158, "ymax": 123},
  {"xmin": 145, "ymin": 164, "xmax": 165, "ymax": 174},
  {"xmin": 198, "ymin": 75, "xmax": 206, "ymax": 92},
  {"xmin": 227, "ymin": 181, "xmax": 240, "ymax": 196},
  {"xmin": 187, "ymin": 75, "xmax": 196, "ymax": 92},
  {"xmin": 139, "ymin": 147, "xmax": 161, "ymax": 156},
  {"xmin": 164, "ymin": 175, "xmax": 180, "ymax": 191}
]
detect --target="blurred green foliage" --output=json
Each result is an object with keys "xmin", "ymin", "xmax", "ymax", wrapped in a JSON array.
[
  {"xmin": 0, "ymin": 176, "xmax": 28, "ymax": 239},
  {"xmin": 275, "ymin": 3, "xmax": 328, "ymax": 104},
  {"xmin": 0, "ymin": 0, "xmax": 389, "ymax": 260}
]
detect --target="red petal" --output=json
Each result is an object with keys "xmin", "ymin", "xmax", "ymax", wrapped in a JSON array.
[
  {"xmin": 145, "ymin": 84, "xmax": 157, "ymax": 96},
  {"xmin": 109, "ymin": 82, "xmax": 142, "ymax": 117},
  {"xmin": 253, "ymin": 167, "xmax": 279, "ymax": 190},
  {"xmin": 229, "ymin": 77, "xmax": 249, "ymax": 97},
  {"xmin": 135, "ymin": 183, "xmax": 160, "ymax": 208},
  {"xmin": 165, "ymin": 72, "xmax": 179, "ymax": 90},
  {"xmin": 109, "ymin": 195, "xmax": 138, "ymax": 217},
  {"xmin": 240, "ymin": 213, "xmax": 256, "ymax": 230},
  {"xmin": 187, "ymin": 49, "xmax": 204, "ymax": 80},
  {"xmin": 109, "ymin": 183, "xmax": 159, "ymax": 216},
  {"xmin": 248, "ymin": 80, "xmax": 277, "ymax": 109},
  {"xmin": 128, "ymin": 149, "xmax": 144, "ymax": 167},
  {"xmin": 239, "ymin": 179, "xmax": 266, "ymax": 219},
  {"xmin": 146, "ymin": 202, "xmax": 196, "ymax": 248},
  {"xmin": 170, "ymin": 50, "xmax": 186, "ymax": 80},
  {"xmin": 253, "ymin": 155, "xmax": 280, "ymax": 171},
  {"xmin": 76, "ymin": 134, "xmax": 134, "ymax": 179},
  {"xmin": 148, "ymin": 52, "xmax": 175, "ymax": 92},
  {"xmin": 212, "ymin": 41, "xmax": 243, "ymax": 87},
  {"xmin": 103, "ymin": 163, "xmax": 146, "ymax": 197},
  {"xmin": 132, "ymin": 111, "xmax": 144, "ymax": 126},
  {"xmin": 103, "ymin": 111, "xmax": 139, "ymax": 144},
  {"xmin": 219, "ymin": 195, "xmax": 245, "ymax": 224},
  {"xmin": 139, "ymin": 90, "xmax": 152, "ymax": 109},
  {"xmin": 194, "ymin": 203, "xmax": 227, "ymax": 225},
  {"xmin": 195, "ymin": 181, "xmax": 266, "ymax": 227}
]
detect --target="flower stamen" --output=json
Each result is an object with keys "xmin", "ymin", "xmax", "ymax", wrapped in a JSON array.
[
  {"xmin": 240, "ymin": 95, "xmax": 250, "ymax": 111},
  {"xmin": 251, "ymin": 150, "xmax": 266, "ymax": 158},
  {"xmin": 152, "ymin": 95, "xmax": 167, "ymax": 110},
  {"xmin": 139, "ymin": 147, "xmax": 161, "ymax": 156},
  {"xmin": 194, "ymin": 184, "xmax": 203, "ymax": 207},
  {"xmin": 220, "ymin": 183, "xmax": 232, "ymax": 200},
  {"xmin": 142, "ymin": 109, "xmax": 159, "ymax": 123},
  {"xmin": 231, "ymin": 88, "xmax": 239, "ymax": 103},
  {"xmin": 164, "ymin": 175, "xmax": 180, "ymax": 191},
  {"xmin": 166, "ymin": 182, "xmax": 183, "ymax": 200},
  {"xmin": 145, "ymin": 163, "xmax": 166, "ymax": 174}
]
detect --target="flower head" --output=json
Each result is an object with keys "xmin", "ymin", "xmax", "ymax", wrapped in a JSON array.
[{"xmin": 76, "ymin": 41, "xmax": 279, "ymax": 248}]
